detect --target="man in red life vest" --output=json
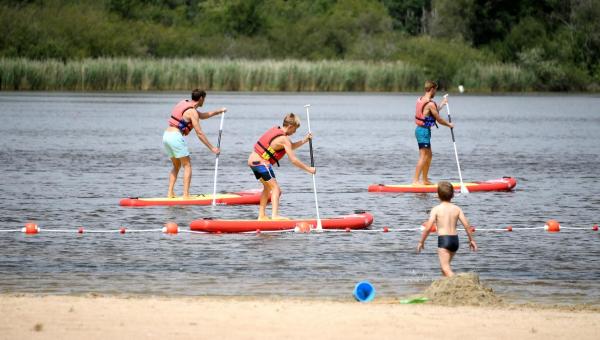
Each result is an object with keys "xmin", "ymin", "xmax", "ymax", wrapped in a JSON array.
[
  {"xmin": 413, "ymin": 80, "xmax": 452, "ymax": 185},
  {"xmin": 163, "ymin": 89, "xmax": 226, "ymax": 198},
  {"xmin": 248, "ymin": 113, "xmax": 316, "ymax": 220}
]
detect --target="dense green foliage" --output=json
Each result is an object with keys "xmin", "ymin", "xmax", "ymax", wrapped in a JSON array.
[{"xmin": 1, "ymin": 0, "xmax": 598, "ymax": 91}]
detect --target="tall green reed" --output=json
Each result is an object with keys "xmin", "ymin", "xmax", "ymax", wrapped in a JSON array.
[{"xmin": 0, "ymin": 57, "xmax": 541, "ymax": 92}]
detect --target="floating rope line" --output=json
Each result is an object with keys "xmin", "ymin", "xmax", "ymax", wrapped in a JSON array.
[{"xmin": 1, "ymin": 222, "xmax": 597, "ymax": 236}]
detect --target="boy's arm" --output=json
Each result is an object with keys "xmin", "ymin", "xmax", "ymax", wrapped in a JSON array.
[
  {"xmin": 190, "ymin": 111, "xmax": 218, "ymax": 154},
  {"xmin": 417, "ymin": 208, "xmax": 436, "ymax": 253},
  {"xmin": 291, "ymin": 133, "xmax": 312, "ymax": 150},
  {"xmin": 458, "ymin": 208, "xmax": 477, "ymax": 251},
  {"xmin": 198, "ymin": 107, "xmax": 226, "ymax": 120},
  {"xmin": 280, "ymin": 137, "xmax": 316, "ymax": 174}
]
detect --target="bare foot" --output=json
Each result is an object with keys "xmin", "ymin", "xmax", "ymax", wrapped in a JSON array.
[
  {"xmin": 272, "ymin": 216, "xmax": 290, "ymax": 221},
  {"xmin": 423, "ymin": 181, "xmax": 433, "ymax": 185},
  {"xmin": 167, "ymin": 192, "xmax": 176, "ymax": 198},
  {"xmin": 258, "ymin": 216, "xmax": 271, "ymax": 221}
]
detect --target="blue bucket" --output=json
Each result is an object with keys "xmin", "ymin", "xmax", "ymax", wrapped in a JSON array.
[{"xmin": 353, "ymin": 281, "xmax": 376, "ymax": 302}]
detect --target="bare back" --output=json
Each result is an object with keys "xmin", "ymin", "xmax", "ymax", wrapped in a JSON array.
[{"xmin": 430, "ymin": 202, "xmax": 468, "ymax": 236}]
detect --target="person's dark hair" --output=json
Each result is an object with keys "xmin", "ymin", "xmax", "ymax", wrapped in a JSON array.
[
  {"xmin": 191, "ymin": 89, "xmax": 206, "ymax": 101},
  {"xmin": 437, "ymin": 181, "xmax": 454, "ymax": 201}
]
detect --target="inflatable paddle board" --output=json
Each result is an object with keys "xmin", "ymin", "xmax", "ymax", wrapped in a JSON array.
[
  {"xmin": 120, "ymin": 189, "xmax": 264, "ymax": 207},
  {"xmin": 190, "ymin": 211, "xmax": 374, "ymax": 233},
  {"xmin": 368, "ymin": 177, "xmax": 517, "ymax": 193}
]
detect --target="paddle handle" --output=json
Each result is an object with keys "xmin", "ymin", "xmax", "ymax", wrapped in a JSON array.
[
  {"xmin": 304, "ymin": 104, "xmax": 322, "ymax": 231},
  {"xmin": 444, "ymin": 94, "xmax": 456, "ymax": 142},
  {"xmin": 311, "ymin": 174, "xmax": 322, "ymax": 230},
  {"xmin": 308, "ymin": 139, "xmax": 314, "ymax": 167},
  {"xmin": 448, "ymin": 113, "xmax": 456, "ymax": 142},
  {"xmin": 212, "ymin": 112, "xmax": 225, "ymax": 206},
  {"xmin": 443, "ymin": 95, "xmax": 467, "ymax": 192},
  {"xmin": 305, "ymin": 104, "xmax": 316, "ymax": 167},
  {"xmin": 217, "ymin": 113, "xmax": 224, "ymax": 148}
]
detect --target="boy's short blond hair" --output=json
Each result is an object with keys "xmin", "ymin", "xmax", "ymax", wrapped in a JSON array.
[
  {"xmin": 282, "ymin": 113, "xmax": 301, "ymax": 128},
  {"xmin": 424, "ymin": 80, "xmax": 438, "ymax": 92},
  {"xmin": 437, "ymin": 181, "xmax": 454, "ymax": 202}
]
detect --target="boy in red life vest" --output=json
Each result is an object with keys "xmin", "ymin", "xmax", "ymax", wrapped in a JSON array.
[
  {"xmin": 163, "ymin": 89, "xmax": 226, "ymax": 198},
  {"xmin": 417, "ymin": 181, "xmax": 477, "ymax": 277},
  {"xmin": 248, "ymin": 113, "xmax": 316, "ymax": 220},
  {"xmin": 413, "ymin": 80, "xmax": 452, "ymax": 185}
]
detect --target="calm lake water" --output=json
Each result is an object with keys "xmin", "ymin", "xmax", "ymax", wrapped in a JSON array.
[{"xmin": 0, "ymin": 92, "xmax": 599, "ymax": 305}]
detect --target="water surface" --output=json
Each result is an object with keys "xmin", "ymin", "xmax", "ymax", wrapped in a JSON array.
[{"xmin": 0, "ymin": 92, "xmax": 599, "ymax": 304}]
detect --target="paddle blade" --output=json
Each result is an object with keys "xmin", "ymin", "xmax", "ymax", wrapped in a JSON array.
[
  {"xmin": 460, "ymin": 184, "xmax": 470, "ymax": 194},
  {"xmin": 316, "ymin": 219, "xmax": 323, "ymax": 232}
]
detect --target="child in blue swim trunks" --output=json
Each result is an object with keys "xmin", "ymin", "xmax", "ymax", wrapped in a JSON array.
[
  {"xmin": 417, "ymin": 181, "xmax": 477, "ymax": 277},
  {"xmin": 248, "ymin": 113, "xmax": 315, "ymax": 220},
  {"xmin": 412, "ymin": 80, "xmax": 453, "ymax": 185}
]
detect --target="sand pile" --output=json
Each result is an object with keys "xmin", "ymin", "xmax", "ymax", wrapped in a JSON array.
[{"xmin": 424, "ymin": 273, "xmax": 503, "ymax": 306}]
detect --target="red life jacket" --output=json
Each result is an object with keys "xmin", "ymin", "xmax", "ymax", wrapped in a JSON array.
[
  {"xmin": 168, "ymin": 100, "xmax": 196, "ymax": 135},
  {"xmin": 253, "ymin": 126, "xmax": 286, "ymax": 166},
  {"xmin": 415, "ymin": 97, "xmax": 438, "ymax": 128}
]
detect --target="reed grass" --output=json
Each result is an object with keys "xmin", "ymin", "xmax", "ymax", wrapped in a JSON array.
[
  {"xmin": 0, "ymin": 57, "xmax": 540, "ymax": 92},
  {"xmin": 454, "ymin": 63, "xmax": 536, "ymax": 92}
]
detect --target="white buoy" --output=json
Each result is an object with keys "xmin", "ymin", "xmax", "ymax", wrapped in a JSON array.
[{"xmin": 458, "ymin": 85, "xmax": 465, "ymax": 93}]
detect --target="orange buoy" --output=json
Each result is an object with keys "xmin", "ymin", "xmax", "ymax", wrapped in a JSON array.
[
  {"xmin": 383, "ymin": 227, "xmax": 389, "ymax": 233},
  {"xmin": 256, "ymin": 229, "xmax": 261, "ymax": 234},
  {"xmin": 120, "ymin": 227, "xmax": 126, "ymax": 234},
  {"xmin": 469, "ymin": 226, "xmax": 476, "ymax": 233},
  {"xmin": 78, "ymin": 227, "xmax": 84, "ymax": 234},
  {"xmin": 345, "ymin": 228, "xmax": 351, "ymax": 232},
  {"xmin": 420, "ymin": 222, "xmax": 437, "ymax": 233},
  {"xmin": 593, "ymin": 224, "xmax": 598, "ymax": 231},
  {"xmin": 22, "ymin": 222, "xmax": 39, "ymax": 235},
  {"xmin": 544, "ymin": 220, "xmax": 560, "ymax": 232},
  {"xmin": 294, "ymin": 222, "xmax": 311, "ymax": 233},
  {"xmin": 163, "ymin": 222, "xmax": 178, "ymax": 234},
  {"xmin": 506, "ymin": 226, "xmax": 513, "ymax": 232}
]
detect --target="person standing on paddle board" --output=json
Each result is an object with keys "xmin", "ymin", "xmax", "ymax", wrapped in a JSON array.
[
  {"xmin": 248, "ymin": 113, "xmax": 316, "ymax": 220},
  {"xmin": 417, "ymin": 181, "xmax": 477, "ymax": 277},
  {"xmin": 163, "ymin": 89, "xmax": 226, "ymax": 198},
  {"xmin": 413, "ymin": 80, "xmax": 452, "ymax": 185}
]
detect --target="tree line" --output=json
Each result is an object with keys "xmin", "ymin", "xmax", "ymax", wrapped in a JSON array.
[{"xmin": 1, "ymin": 0, "xmax": 598, "ymax": 91}]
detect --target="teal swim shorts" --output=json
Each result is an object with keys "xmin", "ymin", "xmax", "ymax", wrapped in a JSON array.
[
  {"xmin": 163, "ymin": 130, "xmax": 190, "ymax": 158},
  {"xmin": 415, "ymin": 126, "xmax": 431, "ymax": 149}
]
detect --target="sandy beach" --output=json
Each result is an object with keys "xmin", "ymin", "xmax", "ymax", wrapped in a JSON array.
[{"xmin": 1, "ymin": 294, "xmax": 599, "ymax": 340}]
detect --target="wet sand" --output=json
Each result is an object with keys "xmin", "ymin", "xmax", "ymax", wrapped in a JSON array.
[{"xmin": 1, "ymin": 294, "xmax": 599, "ymax": 340}]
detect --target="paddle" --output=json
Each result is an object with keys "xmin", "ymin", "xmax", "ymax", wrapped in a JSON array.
[
  {"xmin": 304, "ymin": 104, "xmax": 322, "ymax": 231},
  {"xmin": 211, "ymin": 110, "xmax": 226, "ymax": 206},
  {"xmin": 443, "ymin": 94, "xmax": 469, "ymax": 194}
]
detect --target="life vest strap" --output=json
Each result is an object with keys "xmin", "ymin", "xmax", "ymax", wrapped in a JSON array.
[
  {"xmin": 416, "ymin": 98, "xmax": 440, "ymax": 129},
  {"xmin": 256, "ymin": 140, "xmax": 280, "ymax": 167},
  {"xmin": 171, "ymin": 114, "xmax": 193, "ymax": 133},
  {"xmin": 415, "ymin": 115, "xmax": 439, "ymax": 128}
]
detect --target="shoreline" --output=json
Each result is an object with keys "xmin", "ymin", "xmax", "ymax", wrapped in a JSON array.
[
  {"xmin": 1, "ymin": 294, "xmax": 599, "ymax": 339},
  {"xmin": 2, "ymin": 89, "xmax": 600, "ymax": 95}
]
